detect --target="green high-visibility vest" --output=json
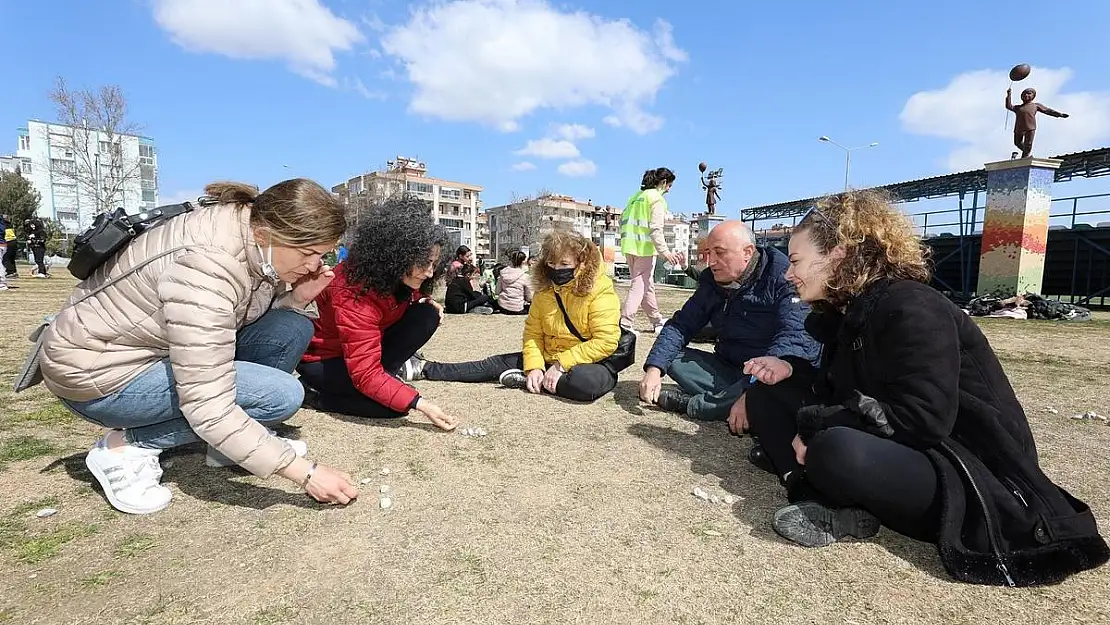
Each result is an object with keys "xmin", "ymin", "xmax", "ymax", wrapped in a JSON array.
[{"xmin": 620, "ymin": 188, "xmax": 665, "ymax": 256}]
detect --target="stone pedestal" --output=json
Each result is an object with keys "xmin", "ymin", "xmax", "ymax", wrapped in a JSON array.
[
  {"xmin": 694, "ymin": 212, "xmax": 726, "ymax": 236},
  {"xmin": 977, "ymin": 157, "xmax": 1061, "ymax": 296}
]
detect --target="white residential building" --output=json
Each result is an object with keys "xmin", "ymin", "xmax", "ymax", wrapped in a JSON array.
[
  {"xmin": 15, "ymin": 120, "xmax": 158, "ymax": 233},
  {"xmin": 485, "ymin": 194, "xmax": 618, "ymax": 260},
  {"xmin": 332, "ymin": 156, "xmax": 485, "ymax": 256}
]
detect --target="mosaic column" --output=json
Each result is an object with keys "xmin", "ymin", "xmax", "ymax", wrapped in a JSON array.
[{"xmin": 977, "ymin": 157, "xmax": 1061, "ymax": 296}]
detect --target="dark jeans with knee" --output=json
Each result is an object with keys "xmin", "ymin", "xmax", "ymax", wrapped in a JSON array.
[
  {"xmin": 666, "ymin": 348, "xmax": 751, "ymax": 420},
  {"xmin": 805, "ymin": 427, "xmax": 941, "ymax": 542},
  {"xmin": 62, "ymin": 308, "xmax": 314, "ymax": 449},
  {"xmin": 423, "ymin": 353, "xmax": 617, "ymax": 403},
  {"xmin": 296, "ymin": 302, "xmax": 439, "ymax": 418}
]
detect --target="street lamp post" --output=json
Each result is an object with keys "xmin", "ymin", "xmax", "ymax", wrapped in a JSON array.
[{"xmin": 818, "ymin": 136, "xmax": 879, "ymax": 192}]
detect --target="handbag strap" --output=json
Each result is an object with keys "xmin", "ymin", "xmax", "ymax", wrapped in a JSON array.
[
  {"xmin": 68, "ymin": 245, "xmax": 190, "ymax": 310},
  {"xmin": 553, "ymin": 292, "xmax": 587, "ymax": 343}
]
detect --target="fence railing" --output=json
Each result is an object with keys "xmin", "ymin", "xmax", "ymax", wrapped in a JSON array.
[{"xmin": 913, "ymin": 192, "xmax": 1110, "ymax": 239}]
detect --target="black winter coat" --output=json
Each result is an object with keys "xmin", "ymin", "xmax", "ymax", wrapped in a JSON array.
[{"xmin": 798, "ymin": 279, "xmax": 1108, "ymax": 587}]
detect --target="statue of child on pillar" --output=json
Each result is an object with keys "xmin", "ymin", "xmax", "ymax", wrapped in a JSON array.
[{"xmin": 1005, "ymin": 87, "xmax": 1069, "ymax": 159}]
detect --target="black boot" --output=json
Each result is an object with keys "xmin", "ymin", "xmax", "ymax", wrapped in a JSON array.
[
  {"xmin": 747, "ymin": 443, "xmax": 775, "ymax": 475},
  {"xmin": 655, "ymin": 390, "xmax": 693, "ymax": 415}
]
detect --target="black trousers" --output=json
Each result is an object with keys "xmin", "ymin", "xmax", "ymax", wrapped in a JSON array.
[
  {"xmin": 423, "ymin": 352, "xmax": 617, "ymax": 403},
  {"xmin": 745, "ymin": 369, "xmax": 941, "ymax": 542},
  {"xmin": 30, "ymin": 243, "xmax": 47, "ymax": 275},
  {"xmin": 446, "ymin": 293, "xmax": 495, "ymax": 314},
  {"xmin": 296, "ymin": 303, "xmax": 439, "ymax": 418},
  {"xmin": 2, "ymin": 243, "xmax": 16, "ymax": 275}
]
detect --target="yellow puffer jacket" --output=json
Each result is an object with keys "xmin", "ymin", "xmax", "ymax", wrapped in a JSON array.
[{"xmin": 522, "ymin": 256, "xmax": 620, "ymax": 372}]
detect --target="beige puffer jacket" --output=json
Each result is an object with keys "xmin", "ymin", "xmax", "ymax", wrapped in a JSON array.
[{"xmin": 40, "ymin": 203, "xmax": 308, "ymax": 478}]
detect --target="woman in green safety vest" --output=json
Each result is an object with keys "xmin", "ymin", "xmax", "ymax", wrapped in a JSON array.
[{"xmin": 619, "ymin": 167, "xmax": 681, "ymax": 332}]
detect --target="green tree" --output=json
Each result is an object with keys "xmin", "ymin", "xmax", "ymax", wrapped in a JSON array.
[{"xmin": 0, "ymin": 171, "xmax": 42, "ymax": 236}]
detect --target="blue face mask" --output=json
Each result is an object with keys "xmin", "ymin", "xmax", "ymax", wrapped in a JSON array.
[{"xmin": 548, "ymin": 267, "xmax": 575, "ymax": 286}]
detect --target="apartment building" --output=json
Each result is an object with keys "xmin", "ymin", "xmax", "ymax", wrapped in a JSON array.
[
  {"xmin": 332, "ymin": 156, "xmax": 484, "ymax": 254},
  {"xmin": 15, "ymin": 120, "xmax": 158, "ymax": 233},
  {"xmin": 485, "ymin": 193, "xmax": 619, "ymax": 259}
]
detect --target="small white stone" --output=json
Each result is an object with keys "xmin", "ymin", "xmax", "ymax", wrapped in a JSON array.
[
  {"xmin": 692, "ymin": 487, "xmax": 710, "ymax": 501},
  {"xmin": 1070, "ymin": 413, "xmax": 1088, "ymax": 420},
  {"xmin": 28, "ymin": 573, "xmax": 37, "ymax": 579},
  {"xmin": 379, "ymin": 497, "xmax": 393, "ymax": 510},
  {"xmin": 379, "ymin": 485, "xmax": 390, "ymax": 494},
  {"xmin": 703, "ymin": 529, "xmax": 723, "ymax": 537},
  {"xmin": 379, "ymin": 467, "xmax": 391, "ymax": 476},
  {"xmin": 360, "ymin": 478, "xmax": 372, "ymax": 485},
  {"xmin": 722, "ymin": 495, "xmax": 736, "ymax": 505},
  {"xmin": 709, "ymin": 495, "xmax": 721, "ymax": 505},
  {"xmin": 1088, "ymin": 411, "xmax": 1106, "ymax": 421},
  {"xmin": 35, "ymin": 508, "xmax": 58, "ymax": 518},
  {"xmin": 1044, "ymin": 407, "xmax": 1058, "ymax": 415},
  {"xmin": 476, "ymin": 428, "xmax": 488, "ymax": 437}
]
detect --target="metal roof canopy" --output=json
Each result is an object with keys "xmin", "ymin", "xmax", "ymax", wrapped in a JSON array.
[{"xmin": 741, "ymin": 147, "xmax": 1110, "ymax": 222}]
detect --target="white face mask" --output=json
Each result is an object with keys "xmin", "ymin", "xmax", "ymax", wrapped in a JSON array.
[{"xmin": 255, "ymin": 234, "xmax": 279, "ymax": 282}]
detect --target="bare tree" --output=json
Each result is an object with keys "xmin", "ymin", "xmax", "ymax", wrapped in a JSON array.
[{"xmin": 47, "ymin": 77, "xmax": 143, "ymax": 218}]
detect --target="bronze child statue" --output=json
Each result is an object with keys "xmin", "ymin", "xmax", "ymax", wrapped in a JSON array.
[{"xmin": 1005, "ymin": 87, "xmax": 1068, "ymax": 158}]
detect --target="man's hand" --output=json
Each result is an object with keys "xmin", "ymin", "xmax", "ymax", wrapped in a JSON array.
[
  {"xmin": 792, "ymin": 434, "xmax": 808, "ymax": 466},
  {"xmin": 291, "ymin": 263, "xmax": 335, "ymax": 307},
  {"xmin": 525, "ymin": 369, "xmax": 545, "ymax": 394},
  {"xmin": 743, "ymin": 356, "xmax": 792, "ymax": 386},
  {"xmin": 727, "ymin": 393, "xmax": 748, "ymax": 435},
  {"xmin": 542, "ymin": 363, "xmax": 563, "ymax": 393},
  {"xmin": 639, "ymin": 367, "xmax": 664, "ymax": 404}
]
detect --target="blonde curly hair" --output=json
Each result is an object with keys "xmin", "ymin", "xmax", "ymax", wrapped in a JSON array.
[
  {"xmin": 530, "ymin": 229, "xmax": 601, "ymax": 297},
  {"xmin": 796, "ymin": 189, "xmax": 931, "ymax": 308}
]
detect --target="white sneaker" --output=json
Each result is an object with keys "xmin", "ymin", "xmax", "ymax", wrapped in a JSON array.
[
  {"xmin": 653, "ymin": 323, "xmax": 667, "ymax": 334},
  {"xmin": 400, "ymin": 355, "xmax": 426, "ymax": 382},
  {"xmin": 204, "ymin": 429, "xmax": 308, "ymax": 468},
  {"xmin": 85, "ymin": 438, "xmax": 172, "ymax": 515}
]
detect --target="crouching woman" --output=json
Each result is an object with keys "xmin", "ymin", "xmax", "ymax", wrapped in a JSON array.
[
  {"xmin": 408, "ymin": 231, "xmax": 624, "ymax": 403},
  {"xmin": 38, "ymin": 179, "xmax": 359, "ymax": 514}
]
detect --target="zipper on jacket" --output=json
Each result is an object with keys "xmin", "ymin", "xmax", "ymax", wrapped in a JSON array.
[{"xmin": 940, "ymin": 441, "xmax": 1017, "ymax": 587}]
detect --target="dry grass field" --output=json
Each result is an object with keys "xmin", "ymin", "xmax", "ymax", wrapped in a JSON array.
[{"xmin": 1, "ymin": 274, "xmax": 1108, "ymax": 625}]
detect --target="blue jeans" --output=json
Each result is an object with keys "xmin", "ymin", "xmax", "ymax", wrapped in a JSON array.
[
  {"xmin": 666, "ymin": 347, "xmax": 751, "ymax": 420},
  {"xmin": 63, "ymin": 309, "xmax": 314, "ymax": 450}
]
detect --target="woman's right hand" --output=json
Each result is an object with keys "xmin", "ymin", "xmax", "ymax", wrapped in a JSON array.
[
  {"xmin": 282, "ymin": 458, "xmax": 359, "ymax": 505},
  {"xmin": 416, "ymin": 398, "xmax": 458, "ymax": 431},
  {"xmin": 525, "ymin": 369, "xmax": 545, "ymax": 394}
]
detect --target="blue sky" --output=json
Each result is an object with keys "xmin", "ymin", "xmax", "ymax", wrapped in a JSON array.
[{"xmin": 3, "ymin": 0, "xmax": 1110, "ymax": 224}]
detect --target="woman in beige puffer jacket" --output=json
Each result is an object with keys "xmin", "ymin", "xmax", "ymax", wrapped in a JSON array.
[{"xmin": 41, "ymin": 179, "xmax": 360, "ymax": 514}]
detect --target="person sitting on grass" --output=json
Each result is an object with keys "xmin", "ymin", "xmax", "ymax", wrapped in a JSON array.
[
  {"xmin": 444, "ymin": 262, "xmax": 495, "ymax": 314},
  {"xmin": 403, "ymin": 230, "xmax": 622, "ymax": 403},
  {"xmin": 298, "ymin": 196, "xmax": 458, "ymax": 430},
  {"xmin": 38, "ymin": 179, "xmax": 358, "ymax": 515},
  {"xmin": 495, "ymin": 250, "xmax": 532, "ymax": 315},
  {"xmin": 760, "ymin": 189, "xmax": 1108, "ymax": 587}
]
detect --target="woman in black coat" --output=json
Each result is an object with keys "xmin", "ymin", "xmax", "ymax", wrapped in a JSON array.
[{"xmin": 761, "ymin": 189, "xmax": 1108, "ymax": 587}]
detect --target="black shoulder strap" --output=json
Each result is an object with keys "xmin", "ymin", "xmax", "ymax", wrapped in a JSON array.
[{"xmin": 553, "ymin": 292, "xmax": 587, "ymax": 342}]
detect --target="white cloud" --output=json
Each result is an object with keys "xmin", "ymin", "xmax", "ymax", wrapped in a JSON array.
[
  {"xmin": 557, "ymin": 160, "xmax": 597, "ymax": 177},
  {"xmin": 514, "ymin": 138, "xmax": 580, "ymax": 159},
  {"xmin": 380, "ymin": 0, "xmax": 685, "ymax": 133},
  {"xmin": 901, "ymin": 67, "xmax": 1110, "ymax": 171},
  {"xmin": 151, "ymin": 0, "xmax": 364, "ymax": 86},
  {"xmin": 346, "ymin": 77, "xmax": 387, "ymax": 100},
  {"xmin": 511, "ymin": 161, "xmax": 537, "ymax": 171},
  {"xmin": 554, "ymin": 124, "xmax": 595, "ymax": 141}
]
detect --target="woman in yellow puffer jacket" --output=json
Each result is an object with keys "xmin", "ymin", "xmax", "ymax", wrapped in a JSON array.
[{"xmin": 404, "ymin": 230, "xmax": 622, "ymax": 402}]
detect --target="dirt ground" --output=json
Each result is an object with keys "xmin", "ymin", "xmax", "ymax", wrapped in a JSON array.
[{"xmin": 1, "ymin": 274, "xmax": 1108, "ymax": 625}]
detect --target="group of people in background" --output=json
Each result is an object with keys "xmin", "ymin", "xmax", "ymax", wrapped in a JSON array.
[
  {"xmin": 0, "ymin": 212, "xmax": 52, "ymax": 289},
  {"xmin": 15, "ymin": 167, "xmax": 1108, "ymax": 588}
]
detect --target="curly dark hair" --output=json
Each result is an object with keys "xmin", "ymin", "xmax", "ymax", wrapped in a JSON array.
[{"xmin": 344, "ymin": 195, "xmax": 449, "ymax": 300}]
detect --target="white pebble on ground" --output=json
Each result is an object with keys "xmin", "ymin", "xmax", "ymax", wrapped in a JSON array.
[{"xmin": 35, "ymin": 508, "xmax": 58, "ymax": 518}]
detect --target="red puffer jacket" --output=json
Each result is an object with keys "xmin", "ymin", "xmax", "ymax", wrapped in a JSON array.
[{"xmin": 301, "ymin": 267, "xmax": 421, "ymax": 412}]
